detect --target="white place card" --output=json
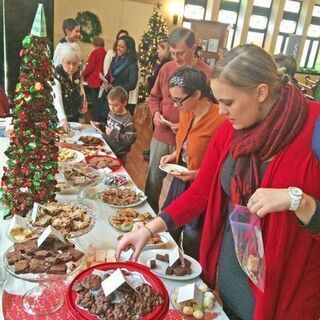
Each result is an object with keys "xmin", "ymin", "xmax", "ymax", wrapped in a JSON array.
[
  {"xmin": 177, "ymin": 283, "xmax": 203, "ymax": 306},
  {"xmin": 9, "ymin": 215, "xmax": 28, "ymax": 231},
  {"xmin": 37, "ymin": 225, "xmax": 66, "ymax": 247},
  {"xmin": 168, "ymin": 246, "xmax": 180, "ymax": 267},
  {"xmin": 31, "ymin": 202, "xmax": 48, "ymax": 223},
  {"xmin": 101, "ymin": 268, "xmax": 136, "ymax": 298},
  {"xmin": 119, "ymin": 248, "xmax": 134, "ymax": 262}
]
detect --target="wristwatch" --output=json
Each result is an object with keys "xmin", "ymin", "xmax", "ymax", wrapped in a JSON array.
[{"xmin": 288, "ymin": 187, "xmax": 303, "ymax": 211}]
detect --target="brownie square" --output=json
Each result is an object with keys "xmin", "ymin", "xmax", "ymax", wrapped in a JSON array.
[
  {"xmin": 14, "ymin": 259, "xmax": 30, "ymax": 274},
  {"xmin": 30, "ymin": 258, "xmax": 47, "ymax": 273},
  {"xmin": 67, "ymin": 248, "xmax": 84, "ymax": 262},
  {"xmin": 48, "ymin": 263, "xmax": 67, "ymax": 274},
  {"xmin": 7, "ymin": 251, "xmax": 22, "ymax": 265},
  {"xmin": 34, "ymin": 250, "xmax": 51, "ymax": 259},
  {"xmin": 56, "ymin": 251, "xmax": 73, "ymax": 263}
]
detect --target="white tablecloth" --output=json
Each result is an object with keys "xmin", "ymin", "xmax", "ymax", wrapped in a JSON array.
[{"xmin": 0, "ymin": 126, "xmax": 228, "ymax": 319}]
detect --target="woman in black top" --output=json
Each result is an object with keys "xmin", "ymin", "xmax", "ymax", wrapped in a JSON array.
[{"xmin": 100, "ymin": 35, "xmax": 138, "ymax": 118}]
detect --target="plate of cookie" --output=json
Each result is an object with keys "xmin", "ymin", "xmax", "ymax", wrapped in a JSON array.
[
  {"xmin": 109, "ymin": 208, "xmax": 153, "ymax": 232},
  {"xmin": 66, "ymin": 262, "xmax": 169, "ymax": 320},
  {"xmin": 139, "ymin": 249, "xmax": 202, "ymax": 281},
  {"xmin": 58, "ymin": 148, "xmax": 85, "ymax": 164},
  {"xmin": 85, "ymin": 155, "xmax": 122, "ymax": 171},
  {"xmin": 26, "ymin": 202, "xmax": 95, "ymax": 238},
  {"xmin": 159, "ymin": 164, "xmax": 189, "ymax": 176},
  {"xmin": 78, "ymin": 135, "xmax": 105, "ymax": 146},
  {"xmin": 97, "ymin": 187, "xmax": 147, "ymax": 208}
]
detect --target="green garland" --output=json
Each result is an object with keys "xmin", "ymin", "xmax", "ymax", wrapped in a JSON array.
[{"xmin": 76, "ymin": 11, "xmax": 102, "ymax": 43}]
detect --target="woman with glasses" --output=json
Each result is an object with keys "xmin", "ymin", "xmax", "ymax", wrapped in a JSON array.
[{"xmin": 159, "ymin": 65, "xmax": 225, "ymax": 260}]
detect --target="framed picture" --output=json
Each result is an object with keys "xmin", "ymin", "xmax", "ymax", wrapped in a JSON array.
[
  {"xmin": 201, "ymin": 39, "xmax": 208, "ymax": 51},
  {"xmin": 206, "ymin": 58, "xmax": 216, "ymax": 68},
  {"xmin": 207, "ymin": 38, "xmax": 219, "ymax": 53}
]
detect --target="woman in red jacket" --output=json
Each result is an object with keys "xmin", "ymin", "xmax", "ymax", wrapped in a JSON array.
[
  {"xmin": 82, "ymin": 36, "xmax": 106, "ymax": 121},
  {"xmin": 117, "ymin": 44, "xmax": 320, "ymax": 320}
]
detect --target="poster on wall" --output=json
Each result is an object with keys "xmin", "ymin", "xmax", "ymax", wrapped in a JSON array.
[
  {"xmin": 207, "ymin": 39, "xmax": 219, "ymax": 53},
  {"xmin": 201, "ymin": 39, "xmax": 208, "ymax": 51}
]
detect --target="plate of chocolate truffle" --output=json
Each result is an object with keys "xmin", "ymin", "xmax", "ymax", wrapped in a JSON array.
[{"xmin": 139, "ymin": 249, "xmax": 202, "ymax": 281}]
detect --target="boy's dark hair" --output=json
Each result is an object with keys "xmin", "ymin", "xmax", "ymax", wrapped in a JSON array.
[
  {"xmin": 274, "ymin": 53, "xmax": 297, "ymax": 79},
  {"xmin": 168, "ymin": 65, "xmax": 212, "ymax": 100},
  {"xmin": 108, "ymin": 86, "xmax": 128, "ymax": 103},
  {"xmin": 62, "ymin": 18, "xmax": 79, "ymax": 35},
  {"xmin": 93, "ymin": 36, "xmax": 105, "ymax": 47}
]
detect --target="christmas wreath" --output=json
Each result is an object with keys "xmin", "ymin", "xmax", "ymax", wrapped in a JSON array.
[{"xmin": 76, "ymin": 11, "xmax": 102, "ymax": 43}]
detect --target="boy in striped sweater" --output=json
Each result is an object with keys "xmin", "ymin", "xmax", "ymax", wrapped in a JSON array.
[{"xmin": 100, "ymin": 86, "xmax": 137, "ymax": 164}]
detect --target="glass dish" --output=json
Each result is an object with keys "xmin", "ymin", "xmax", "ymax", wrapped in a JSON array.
[
  {"xmin": 26, "ymin": 202, "xmax": 96, "ymax": 239},
  {"xmin": 4, "ymin": 241, "xmax": 85, "ymax": 316}
]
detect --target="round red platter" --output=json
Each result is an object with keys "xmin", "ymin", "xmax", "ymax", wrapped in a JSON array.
[{"xmin": 65, "ymin": 261, "xmax": 169, "ymax": 320}]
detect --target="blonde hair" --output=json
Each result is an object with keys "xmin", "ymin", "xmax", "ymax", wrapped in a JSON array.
[{"xmin": 212, "ymin": 44, "xmax": 288, "ymax": 95}]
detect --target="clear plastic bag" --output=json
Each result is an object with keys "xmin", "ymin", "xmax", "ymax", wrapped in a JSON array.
[{"xmin": 229, "ymin": 205, "xmax": 266, "ymax": 292}]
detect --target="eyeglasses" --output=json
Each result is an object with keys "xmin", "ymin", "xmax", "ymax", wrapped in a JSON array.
[{"xmin": 169, "ymin": 94, "xmax": 192, "ymax": 107}]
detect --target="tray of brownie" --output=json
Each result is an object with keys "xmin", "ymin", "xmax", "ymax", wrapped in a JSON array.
[
  {"xmin": 138, "ymin": 249, "xmax": 202, "ymax": 281},
  {"xmin": 4, "ymin": 236, "xmax": 85, "ymax": 283},
  {"xmin": 66, "ymin": 262, "xmax": 169, "ymax": 320}
]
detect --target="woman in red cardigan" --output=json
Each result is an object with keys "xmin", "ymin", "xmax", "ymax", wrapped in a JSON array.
[
  {"xmin": 159, "ymin": 66, "xmax": 225, "ymax": 260},
  {"xmin": 117, "ymin": 44, "xmax": 320, "ymax": 319}
]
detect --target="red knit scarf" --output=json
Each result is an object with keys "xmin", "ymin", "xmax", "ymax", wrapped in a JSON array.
[{"xmin": 230, "ymin": 84, "xmax": 308, "ymax": 205}]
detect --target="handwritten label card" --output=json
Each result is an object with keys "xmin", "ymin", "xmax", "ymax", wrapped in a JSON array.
[
  {"xmin": 177, "ymin": 283, "xmax": 203, "ymax": 306},
  {"xmin": 168, "ymin": 246, "xmax": 180, "ymax": 267},
  {"xmin": 37, "ymin": 225, "xmax": 66, "ymax": 247},
  {"xmin": 101, "ymin": 268, "xmax": 136, "ymax": 298}
]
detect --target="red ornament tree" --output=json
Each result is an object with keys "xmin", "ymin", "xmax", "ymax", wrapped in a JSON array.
[{"xmin": 0, "ymin": 5, "xmax": 59, "ymax": 218}]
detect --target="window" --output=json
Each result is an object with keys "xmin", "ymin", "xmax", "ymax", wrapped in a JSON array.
[
  {"xmin": 300, "ymin": 5, "xmax": 320, "ymax": 69},
  {"xmin": 218, "ymin": 0, "xmax": 241, "ymax": 49},
  {"xmin": 246, "ymin": 1, "xmax": 273, "ymax": 47},
  {"xmin": 183, "ymin": 0, "xmax": 207, "ymax": 21},
  {"xmin": 275, "ymin": 0, "xmax": 301, "ymax": 54}
]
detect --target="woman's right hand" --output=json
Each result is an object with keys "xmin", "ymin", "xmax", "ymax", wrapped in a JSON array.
[
  {"xmin": 116, "ymin": 227, "xmax": 151, "ymax": 262},
  {"xmin": 160, "ymin": 154, "xmax": 175, "ymax": 165}
]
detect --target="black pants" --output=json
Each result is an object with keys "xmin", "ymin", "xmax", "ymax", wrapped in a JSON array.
[{"xmin": 89, "ymin": 87, "xmax": 101, "ymax": 121}]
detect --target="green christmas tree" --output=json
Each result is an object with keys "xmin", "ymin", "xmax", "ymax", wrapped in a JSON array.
[
  {"xmin": 0, "ymin": 4, "xmax": 59, "ymax": 218},
  {"xmin": 138, "ymin": 4, "xmax": 168, "ymax": 102}
]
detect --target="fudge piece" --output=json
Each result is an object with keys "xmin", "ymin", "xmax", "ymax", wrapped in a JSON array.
[
  {"xmin": 173, "ymin": 266, "xmax": 188, "ymax": 276},
  {"xmin": 155, "ymin": 253, "xmax": 169, "ymax": 262},
  {"xmin": 14, "ymin": 259, "xmax": 30, "ymax": 274},
  {"xmin": 150, "ymin": 259, "xmax": 157, "ymax": 269},
  {"xmin": 7, "ymin": 251, "xmax": 22, "ymax": 265},
  {"xmin": 30, "ymin": 258, "xmax": 47, "ymax": 273},
  {"xmin": 47, "ymin": 263, "xmax": 67, "ymax": 274},
  {"xmin": 166, "ymin": 266, "xmax": 174, "ymax": 275}
]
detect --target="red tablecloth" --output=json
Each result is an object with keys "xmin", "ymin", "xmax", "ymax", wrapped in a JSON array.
[{"xmin": 3, "ymin": 291, "xmax": 205, "ymax": 320}]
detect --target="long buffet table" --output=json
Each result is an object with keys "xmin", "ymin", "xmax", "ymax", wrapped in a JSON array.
[{"xmin": 0, "ymin": 124, "xmax": 228, "ymax": 319}]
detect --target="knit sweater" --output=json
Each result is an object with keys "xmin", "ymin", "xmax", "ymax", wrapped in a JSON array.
[{"xmin": 148, "ymin": 60, "xmax": 212, "ymax": 145}]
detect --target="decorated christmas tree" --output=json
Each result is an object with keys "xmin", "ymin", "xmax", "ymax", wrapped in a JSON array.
[
  {"xmin": 138, "ymin": 2, "xmax": 168, "ymax": 101},
  {"xmin": 0, "ymin": 4, "xmax": 59, "ymax": 219}
]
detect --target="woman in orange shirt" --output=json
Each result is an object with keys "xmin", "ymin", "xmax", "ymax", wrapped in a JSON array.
[{"xmin": 160, "ymin": 66, "xmax": 225, "ymax": 259}]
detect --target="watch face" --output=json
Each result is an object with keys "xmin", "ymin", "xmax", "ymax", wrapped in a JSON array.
[{"xmin": 289, "ymin": 187, "xmax": 302, "ymax": 196}]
